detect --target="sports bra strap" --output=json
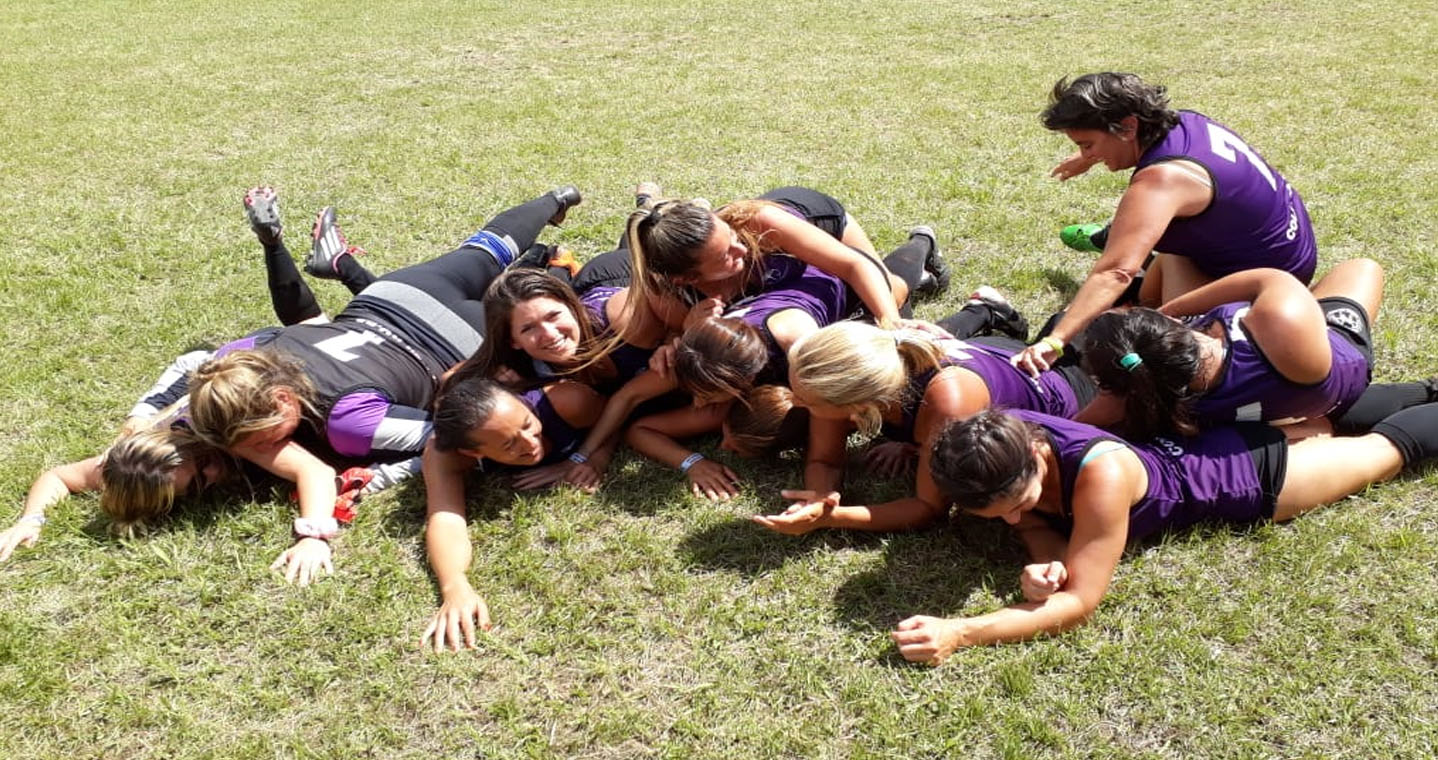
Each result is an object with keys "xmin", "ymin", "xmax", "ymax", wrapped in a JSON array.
[{"xmin": 1079, "ymin": 440, "xmax": 1128, "ymax": 469}]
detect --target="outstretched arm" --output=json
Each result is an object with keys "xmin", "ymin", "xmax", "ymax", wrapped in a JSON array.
[
  {"xmin": 420, "ymin": 441, "xmax": 491, "ymax": 652},
  {"xmin": 234, "ymin": 440, "xmax": 337, "ymax": 586},
  {"xmin": 625, "ymin": 402, "xmax": 738, "ymax": 501},
  {"xmin": 1014, "ymin": 164, "xmax": 1211, "ymax": 376},
  {"xmin": 891, "ymin": 451, "xmax": 1140, "ymax": 664},
  {"xmin": 1, "ymin": 457, "xmax": 103, "ymax": 562}
]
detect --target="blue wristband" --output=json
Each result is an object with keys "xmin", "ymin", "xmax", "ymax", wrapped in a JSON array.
[
  {"xmin": 568, "ymin": 451, "xmax": 589, "ymax": 465},
  {"xmin": 679, "ymin": 453, "xmax": 705, "ymax": 473}
]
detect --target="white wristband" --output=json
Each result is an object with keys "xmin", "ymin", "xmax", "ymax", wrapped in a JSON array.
[
  {"xmin": 679, "ymin": 453, "xmax": 705, "ymax": 473},
  {"xmin": 19, "ymin": 514, "xmax": 46, "ymax": 526},
  {"xmin": 293, "ymin": 517, "xmax": 339, "ymax": 540}
]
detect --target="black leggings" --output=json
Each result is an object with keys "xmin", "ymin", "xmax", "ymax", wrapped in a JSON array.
[
  {"xmin": 336, "ymin": 191, "xmax": 563, "ymax": 366},
  {"xmin": 263, "ymin": 240, "xmax": 376, "ymax": 325}
]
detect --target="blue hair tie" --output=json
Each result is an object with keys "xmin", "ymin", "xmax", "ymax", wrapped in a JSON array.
[{"xmin": 1118, "ymin": 352, "xmax": 1144, "ymax": 372}]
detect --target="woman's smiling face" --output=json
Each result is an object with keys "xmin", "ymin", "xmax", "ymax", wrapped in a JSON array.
[{"xmin": 509, "ymin": 296, "xmax": 582, "ymax": 365}]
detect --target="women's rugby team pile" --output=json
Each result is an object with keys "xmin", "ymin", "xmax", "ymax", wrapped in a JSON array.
[{"xmin": 7, "ymin": 73, "xmax": 1438, "ymax": 666}]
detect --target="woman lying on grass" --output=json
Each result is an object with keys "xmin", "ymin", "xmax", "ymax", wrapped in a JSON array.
[
  {"xmin": 752, "ymin": 320, "xmax": 1094, "ymax": 535},
  {"xmin": 418, "ymin": 375, "xmax": 605, "ymax": 651},
  {"xmin": 0, "ymin": 186, "xmax": 388, "ymax": 567},
  {"xmin": 186, "ymin": 186, "xmax": 581, "ymax": 584},
  {"xmin": 891, "ymin": 405, "xmax": 1438, "ymax": 665},
  {"xmin": 1077, "ymin": 259, "xmax": 1383, "ymax": 437},
  {"xmin": 558, "ymin": 221, "xmax": 968, "ymax": 496}
]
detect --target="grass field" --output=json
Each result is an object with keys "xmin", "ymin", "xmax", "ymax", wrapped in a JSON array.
[{"xmin": 2, "ymin": 1, "xmax": 1437, "ymax": 757}]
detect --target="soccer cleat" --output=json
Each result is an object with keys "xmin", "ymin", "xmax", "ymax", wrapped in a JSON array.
[
  {"xmin": 307, "ymin": 206, "xmax": 362, "ymax": 279},
  {"xmin": 547, "ymin": 185, "xmax": 583, "ymax": 226},
  {"xmin": 511, "ymin": 242, "xmax": 555, "ymax": 270},
  {"xmin": 243, "ymin": 186, "xmax": 283, "ymax": 247},
  {"xmin": 1060, "ymin": 222, "xmax": 1108, "ymax": 253},
  {"xmin": 635, "ymin": 181, "xmax": 662, "ymax": 209},
  {"xmin": 968, "ymin": 285, "xmax": 1030, "ymax": 342},
  {"xmin": 909, "ymin": 225, "xmax": 951, "ymax": 298}
]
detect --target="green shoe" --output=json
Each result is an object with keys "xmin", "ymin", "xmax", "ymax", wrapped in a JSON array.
[{"xmin": 1060, "ymin": 222, "xmax": 1107, "ymax": 253}]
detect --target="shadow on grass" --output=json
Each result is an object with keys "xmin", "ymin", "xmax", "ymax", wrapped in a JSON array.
[
  {"xmin": 1042, "ymin": 268, "xmax": 1082, "ymax": 300},
  {"xmin": 676, "ymin": 518, "xmax": 883, "ymax": 575},
  {"xmin": 831, "ymin": 514, "xmax": 1027, "ymax": 634}
]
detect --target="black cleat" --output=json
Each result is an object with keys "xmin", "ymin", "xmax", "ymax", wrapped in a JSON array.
[
  {"xmin": 969, "ymin": 286, "xmax": 1030, "ymax": 342},
  {"xmin": 244, "ymin": 186, "xmax": 283, "ymax": 247},
  {"xmin": 909, "ymin": 225, "xmax": 950, "ymax": 298},
  {"xmin": 547, "ymin": 185, "xmax": 583, "ymax": 226}
]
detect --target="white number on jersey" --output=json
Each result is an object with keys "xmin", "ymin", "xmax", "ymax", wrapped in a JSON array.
[
  {"xmin": 313, "ymin": 330, "xmax": 384, "ymax": 362},
  {"xmin": 1206, "ymin": 123, "xmax": 1277, "ymax": 191}
]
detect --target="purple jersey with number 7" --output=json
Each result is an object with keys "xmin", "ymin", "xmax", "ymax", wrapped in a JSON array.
[{"xmin": 1137, "ymin": 111, "xmax": 1317, "ymax": 283}]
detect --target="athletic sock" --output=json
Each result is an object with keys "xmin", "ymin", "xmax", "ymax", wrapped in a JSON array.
[
  {"xmin": 264, "ymin": 240, "xmax": 323, "ymax": 325},
  {"xmin": 1334, "ymin": 381, "xmax": 1438, "ymax": 435},
  {"xmin": 1371, "ymin": 402, "xmax": 1438, "ymax": 467},
  {"xmin": 883, "ymin": 237, "xmax": 928, "ymax": 295},
  {"xmin": 336, "ymin": 254, "xmax": 378, "ymax": 295},
  {"xmin": 937, "ymin": 303, "xmax": 990, "ymax": 340}
]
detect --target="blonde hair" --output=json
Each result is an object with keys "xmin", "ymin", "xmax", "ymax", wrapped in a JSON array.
[
  {"xmin": 99, "ymin": 428, "xmax": 220, "ymax": 537},
  {"xmin": 787, "ymin": 322, "xmax": 945, "ymax": 436},
  {"xmin": 187, "ymin": 349, "xmax": 318, "ymax": 449}
]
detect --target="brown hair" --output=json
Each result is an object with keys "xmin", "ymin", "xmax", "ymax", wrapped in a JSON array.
[
  {"xmin": 444, "ymin": 268, "xmax": 601, "ymax": 393},
  {"xmin": 673, "ymin": 316, "xmax": 768, "ymax": 402},
  {"xmin": 724, "ymin": 384, "xmax": 809, "ymax": 457},
  {"xmin": 99, "ymin": 428, "xmax": 231, "ymax": 536},
  {"xmin": 928, "ymin": 409, "xmax": 1042, "ymax": 511}
]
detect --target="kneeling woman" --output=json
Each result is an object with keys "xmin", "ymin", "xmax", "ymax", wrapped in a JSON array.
[
  {"xmin": 753, "ymin": 321, "xmax": 1094, "ymax": 534},
  {"xmin": 893, "ymin": 406, "xmax": 1438, "ymax": 665},
  {"xmin": 419, "ymin": 376, "xmax": 605, "ymax": 651}
]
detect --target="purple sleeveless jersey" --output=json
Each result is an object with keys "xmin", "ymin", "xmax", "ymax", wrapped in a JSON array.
[
  {"xmin": 724, "ymin": 255, "xmax": 854, "ymax": 379},
  {"xmin": 882, "ymin": 339, "xmax": 1082, "ymax": 442},
  {"xmin": 1138, "ymin": 111, "xmax": 1317, "ymax": 283},
  {"xmin": 1188, "ymin": 302, "xmax": 1371, "ymax": 425},
  {"xmin": 575, "ymin": 286, "xmax": 652, "ymax": 386},
  {"xmin": 1011, "ymin": 410, "xmax": 1269, "ymax": 541},
  {"xmin": 518, "ymin": 387, "xmax": 583, "ymax": 465}
]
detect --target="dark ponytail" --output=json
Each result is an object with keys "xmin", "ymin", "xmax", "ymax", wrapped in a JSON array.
[{"xmin": 1082, "ymin": 308, "xmax": 1201, "ymax": 438}]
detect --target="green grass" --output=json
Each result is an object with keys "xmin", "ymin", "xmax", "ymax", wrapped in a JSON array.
[{"xmin": 3, "ymin": 0, "xmax": 1437, "ymax": 757}]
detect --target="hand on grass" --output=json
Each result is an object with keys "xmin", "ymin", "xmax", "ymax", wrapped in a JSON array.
[
  {"xmin": 751, "ymin": 490, "xmax": 839, "ymax": 535},
  {"xmin": 686, "ymin": 459, "xmax": 741, "ymax": 501},
  {"xmin": 892, "ymin": 615, "xmax": 966, "ymax": 666},
  {"xmin": 1050, "ymin": 151, "xmax": 1100, "ymax": 181},
  {"xmin": 512, "ymin": 461, "xmax": 571, "ymax": 491},
  {"xmin": 0, "ymin": 521, "xmax": 42, "ymax": 562},
  {"xmin": 1020, "ymin": 561, "xmax": 1068, "ymax": 602},
  {"xmin": 865, "ymin": 441, "xmax": 918, "ymax": 479},
  {"xmin": 422, "ymin": 584, "xmax": 491, "ymax": 652},
  {"xmin": 270, "ymin": 537, "xmax": 333, "ymax": 586},
  {"xmin": 562, "ymin": 460, "xmax": 603, "ymax": 492}
]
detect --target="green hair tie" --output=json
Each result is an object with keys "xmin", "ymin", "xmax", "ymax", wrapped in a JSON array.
[{"xmin": 1118, "ymin": 352, "xmax": 1144, "ymax": 372}]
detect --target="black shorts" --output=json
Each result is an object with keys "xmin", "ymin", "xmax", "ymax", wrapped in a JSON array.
[
  {"xmin": 1236, "ymin": 422, "xmax": 1288, "ymax": 520},
  {"xmin": 758, "ymin": 186, "xmax": 849, "ymax": 240},
  {"xmin": 1319, "ymin": 296, "xmax": 1374, "ymax": 367}
]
